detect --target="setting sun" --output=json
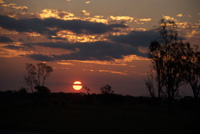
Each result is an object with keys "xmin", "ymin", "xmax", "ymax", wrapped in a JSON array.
[{"xmin": 73, "ymin": 81, "xmax": 83, "ymax": 90}]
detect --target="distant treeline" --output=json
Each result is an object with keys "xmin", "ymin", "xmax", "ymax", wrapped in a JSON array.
[{"xmin": 0, "ymin": 90, "xmax": 199, "ymax": 111}]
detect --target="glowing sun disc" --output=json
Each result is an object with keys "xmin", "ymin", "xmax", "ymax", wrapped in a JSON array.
[{"xmin": 73, "ymin": 81, "xmax": 82, "ymax": 90}]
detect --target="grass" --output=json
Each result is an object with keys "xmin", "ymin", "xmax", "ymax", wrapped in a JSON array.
[{"xmin": 0, "ymin": 104, "xmax": 199, "ymax": 134}]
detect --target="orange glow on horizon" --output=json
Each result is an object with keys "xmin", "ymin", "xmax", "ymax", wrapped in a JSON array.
[{"xmin": 73, "ymin": 81, "xmax": 82, "ymax": 90}]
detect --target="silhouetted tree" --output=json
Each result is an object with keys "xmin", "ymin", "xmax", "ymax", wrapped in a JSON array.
[
  {"xmin": 35, "ymin": 86, "xmax": 51, "ymax": 96},
  {"xmin": 149, "ymin": 40, "xmax": 164, "ymax": 99},
  {"xmin": 145, "ymin": 69, "xmax": 155, "ymax": 98},
  {"xmin": 83, "ymin": 86, "xmax": 91, "ymax": 95},
  {"xmin": 18, "ymin": 87, "xmax": 27, "ymax": 94},
  {"xmin": 24, "ymin": 63, "xmax": 53, "ymax": 92},
  {"xmin": 36, "ymin": 63, "xmax": 53, "ymax": 86},
  {"xmin": 148, "ymin": 19, "xmax": 191, "ymax": 110},
  {"xmin": 183, "ymin": 45, "xmax": 200, "ymax": 99},
  {"xmin": 24, "ymin": 63, "xmax": 36, "ymax": 92},
  {"xmin": 100, "ymin": 84, "xmax": 114, "ymax": 94}
]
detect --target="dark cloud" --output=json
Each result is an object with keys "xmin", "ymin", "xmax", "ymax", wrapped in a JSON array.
[
  {"xmin": 28, "ymin": 54, "xmax": 54, "ymax": 61},
  {"xmin": 0, "ymin": 36, "xmax": 13, "ymax": 43},
  {"xmin": 22, "ymin": 41, "xmax": 147, "ymax": 61},
  {"xmin": 109, "ymin": 30, "xmax": 159, "ymax": 47},
  {"xmin": 0, "ymin": 15, "xmax": 127, "ymax": 36},
  {"xmin": 4, "ymin": 45, "xmax": 24, "ymax": 50},
  {"xmin": 109, "ymin": 30, "xmax": 186, "ymax": 47}
]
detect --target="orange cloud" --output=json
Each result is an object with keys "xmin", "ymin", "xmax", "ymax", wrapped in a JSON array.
[
  {"xmin": 26, "ymin": 32, "xmax": 41, "ymax": 37},
  {"xmin": 114, "ymin": 55, "xmax": 149, "ymax": 64},
  {"xmin": 0, "ymin": 44, "xmax": 31, "ymax": 58},
  {"xmin": 163, "ymin": 16, "xmax": 177, "ymax": 21},
  {"xmin": 39, "ymin": 9, "xmax": 76, "ymax": 20},
  {"xmin": 13, "ymin": 6, "xmax": 28, "ymax": 11},
  {"xmin": 57, "ymin": 62, "xmax": 74, "ymax": 66},
  {"xmin": 86, "ymin": 1, "xmax": 91, "ymax": 4},
  {"xmin": 177, "ymin": 14, "xmax": 183, "ymax": 17},
  {"xmin": 66, "ymin": 54, "xmax": 149, "ymax": 67},
  {"xmin": 56, "ymin": 30, "xmax": 107, "ymax": 43},
  {"xmin": 1, "ymin": 3, "xmax": 28, "ymax": 11},
  {"xmin": 176, "ymin": 22, "xmax": 191, "ymax": 28},
  {"xmin": 187, "ymin": 30, "xmax": 200, "ymax": 38},
  {"xmin": 0, "ymin": 0, "xmax": 5, "ymax": 4},
  {"xmin": 139, "ymin": 18, "xmax": 152, "ymax": 22},
  {"xmin": 86, "ymin": 15, "xmax": 108, "ymax": 24},
  {"xmin": 135, "ymin": 28, "xmax": 147, "ymax": 31},
  {"xmin": 72, "ymin": 60, "xmax": 127, "ymax": 66},
  {"xmin": 110, "ymin": 16, "xmax": 134, "ymax": 23},
  {"xmin": 134, "ymin": 18, "xmax": 152, "ymax": 24},
  {"xmin": 99, "ymin": 70, "xmax": 128, "ymax": 75},
  {"xmin": 81, "ymin": 10, "xmax": 90, "ymax": 16}
]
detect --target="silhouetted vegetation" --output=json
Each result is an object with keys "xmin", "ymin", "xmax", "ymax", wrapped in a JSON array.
[
  {"xmin": 0, "ymin": 88, "xmax": 200, "ymax": 134},
  {"xmin": 24, "ymin": 63, "xmax": 53, "ymax": 92},
  {"xmin": 100, "ymin": 84, "xmax": 114, "ymax": 94},
  {"xmin": 146, "ymin": 19, "xmax": 200, "ymax": 111},
  {"xmin": 182, "ymin": 45, "xmax": 200, "ymax": 99},
  {"xmin": 83, "ymin": 86, "xmax": 91, "ymax": 95},
  {"xmin": 34, "ymin": 86, "xmax": 51, "ymax": 97},
  {"xmin": 0, "ymin": 89, "xmax": 199, "ymax": 108}
]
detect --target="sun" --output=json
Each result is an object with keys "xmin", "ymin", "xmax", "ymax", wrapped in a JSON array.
[{"xmin": 73, "ymin": 81, "xmax": 83, "ymax": 90}]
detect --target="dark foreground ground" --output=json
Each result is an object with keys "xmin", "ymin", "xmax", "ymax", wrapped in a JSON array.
[{"xmin": 0, "ymin": 92, "xmax": 200, "ymax": 134}]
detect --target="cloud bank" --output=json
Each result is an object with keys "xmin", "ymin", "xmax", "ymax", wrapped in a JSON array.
[
  {"xmin": 109, "ymin": 30, "xmax": 159, "ymax": 47},
  {"xmin": 17, "ymin": 41, "xmax": 148, "ymax": 61},
  {"xmin": 0, "ymin": 15, "xmax": 127, "ymax": 36},
  {"xmin": 0, "ymin": 36, "xmax": 13, "ymax": 43}
]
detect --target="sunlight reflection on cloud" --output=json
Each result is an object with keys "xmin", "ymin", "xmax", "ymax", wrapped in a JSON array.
[
  {"xmin": 80, "ymin": 10, "xmax": 90, "ymax": 16},
  {"xmin": 86, "ymin": 1, "xmax": 90, "ymax": 4}
]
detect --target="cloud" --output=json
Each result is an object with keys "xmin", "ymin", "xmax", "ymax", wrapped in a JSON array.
[
  {"xmin": 110, "ymin": 16, "xmax": 134, "ymax": 23},
  {"xmin": 134, "ymin": 18, "xmax": 152, "ymax": 24},
  {"xmin": 4, "ymin": 45, "xmax": 24, "ymax": 50},
  {"xmin": 0, "ymin": 15, "xmax": 127, "ymax": 36},
  {"xmin": 20, "ymin": 41, "xmax": 147, "ymax": 61},
  {"xmin": 139, "ymin": 18, "xmax": 152, "ymax": 22},
  {"xmin": 57, "ymin": 62, "xmax": 74, "ymax": 66},
  {"xmin": 80, "ymin": 10, "xmax": 90, "ymax": 16},
  {"xmin": 23, "ymin": 41, "xmax": 132, "ymax": 60},
  {"xmin": 177, "ymin": 14, "xmax": 183, "ymax": 17},
  {"xmin": 58, "ymin": 54, "xmax": 149, "ymax": 66},
  {"xmin": 1, "ymin": 3, "xmax": 28, "ymax": 11},
  {"xmin": 39, "ymin": 9, "xmax": 75, "ymax": 20},
  {"xmin": 109, "ymin": 30, "xmax": 159, "ymax": 47},
  {"xmin": 0, "ymin": 36, "xmax": 13, "ymax": 43},
  {"xmin": 99, "ymin": 70, "xmax": 128, "ymax": 75},
  {"xmin": 0, "ymin": 46, "xmax": 30, "ymax": 58},
  {"xmin": 110, "ymin": 29, "xmax": 186, "ymax": 47},
  {"xmin": 86, "ymin": 1, "xmax": 91, "ymax": 4},
  {"xmin": 163, "ymin": 16, "xmax": 177, "ymax": 21},
  {"xmin": 28, "ymin": 54, "xmax": 54, "ymax": 61},
  {"xmin": 0, "ymin": 0, "xmax": 5, "ymax": 4},
  {"xmin": 0, "ymin": 15, "xmax": 56, "ymax": 35},
  {"xmin": 11, "ymin": 5, "xmax": 28, "ymax": 11}
]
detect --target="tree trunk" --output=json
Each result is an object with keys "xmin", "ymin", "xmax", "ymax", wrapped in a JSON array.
[
  {"xmin": 30, "ymin": 82, "xmax": 33, "ymax": 93},
  {"xmin": 190, "ymin": 82, "xmax": 198, "ymax": 99}
]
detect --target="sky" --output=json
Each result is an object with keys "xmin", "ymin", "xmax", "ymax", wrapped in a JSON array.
[{"xmin": 0, "ymin": 0, "xmax": 200, "ymax": 96}]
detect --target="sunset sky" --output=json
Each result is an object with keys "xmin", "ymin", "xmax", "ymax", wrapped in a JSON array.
[{"xmin": 0, "ymin": 0, "xmax": 200, "ymax": 96}]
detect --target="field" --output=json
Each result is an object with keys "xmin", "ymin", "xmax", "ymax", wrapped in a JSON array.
[{"xmin": 0, "ymin": 93, "xmax": 199, "ymax": 134}]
